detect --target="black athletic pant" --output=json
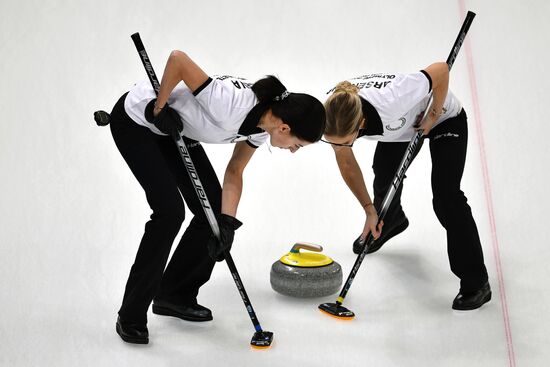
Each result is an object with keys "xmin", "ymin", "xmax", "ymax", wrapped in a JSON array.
[
  {"xmin": 372, "ymin": 109, "xmax": 488, "ymax": 292},
  {"xmin": 109, "ymin": 93, "xmax": 220, "ymax": 324}
]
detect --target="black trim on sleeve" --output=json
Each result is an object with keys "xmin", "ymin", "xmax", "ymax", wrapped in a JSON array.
[
  {"xmin": 359, "ymin": 97, "xmax": 384, "ymax": 136},
  {"xmin": 420, "ymin": 70, "xmax": 432, "ymax": 92},
  {"xmin": 192, "ymin": 77, "xmax": 213, "ymax": 96},
  {"xmin": 246, "ymin": 140, "xmax": 259, "ymax": 149}
]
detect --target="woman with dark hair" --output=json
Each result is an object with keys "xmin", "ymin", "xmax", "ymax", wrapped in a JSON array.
[
  {"xmin": 109, "ymin": 50, "xmax": 325, "ymax": 344},
  {"xmin": 322, "ymin": 62, "xmax": 490, "ymax": 312}
]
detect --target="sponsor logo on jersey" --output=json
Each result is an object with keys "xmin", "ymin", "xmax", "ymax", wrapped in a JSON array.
[
  {"xmin": 326, "ymin": 77, "xmax": 394, "ymax": 94},
  {"xmin": 386, "ymin": 117, "xmax": 406, "ymax": 131},
  {"xmin": 355, "ymin": 73, "xmax": 396, "ymax": 80},
  {"xmin": 215, "ymin": 75, "xmax": 253, "ymax": 89}
]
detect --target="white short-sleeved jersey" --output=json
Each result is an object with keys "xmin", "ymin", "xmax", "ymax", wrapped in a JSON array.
[
  {"xmin": 326, "ymin": 72, "xmax": 462, "ymax": 142},
  {"xmin": 124, "ymin": 76, "xmax": 269, "ymax": 148}
]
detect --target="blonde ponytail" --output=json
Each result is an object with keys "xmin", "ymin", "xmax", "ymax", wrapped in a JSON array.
[
  {"xmin": 334, "ymin": 81, "xmax": 360, "ymax": 95},
  {"xmin": 324, "ymin": 81, "xmax": 363, "ymax": 137}
]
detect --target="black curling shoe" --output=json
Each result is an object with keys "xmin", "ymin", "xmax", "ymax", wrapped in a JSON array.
[
  {"xmin": 152, "ymin": 299, "xmax": 213, "ymax": 322},
  {"xmin": 116, "ymin": 316, "xmax": 149, "ymax": 344},
  {"xmin": 452, "ymin": 282, "xmax": 492, "ymax": 310},
  {"xmin": 353, "ymin": 215, "xmax": 409, "ymax": 255}
]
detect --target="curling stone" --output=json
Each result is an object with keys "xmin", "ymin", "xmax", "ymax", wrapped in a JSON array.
[{"xmin": 270, "ymin": 243, "xmax": 342, "ymax": 298}]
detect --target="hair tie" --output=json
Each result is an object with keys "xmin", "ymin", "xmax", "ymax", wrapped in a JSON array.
[{"xmin": 273, "ymin": 90, "xmax": 290, "ymax": 102}]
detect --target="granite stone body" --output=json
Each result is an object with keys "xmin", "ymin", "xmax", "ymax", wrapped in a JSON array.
[{"xmin": 270, "ymin": 261, "xmax": 343, "ymax": 298}]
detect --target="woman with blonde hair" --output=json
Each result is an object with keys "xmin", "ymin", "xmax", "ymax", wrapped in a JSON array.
[{"xmin": 322, "ymin": 63, "xmax": 490, "ymax": 310}]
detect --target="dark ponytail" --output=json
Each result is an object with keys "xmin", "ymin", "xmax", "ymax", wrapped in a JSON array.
[
  {"xmin": 252, "ymin": 76, "xmax": 326, "ymax": 143},
  {"xmin": 251, "ymin": 75, "xmax": 288, "ymax": 103}
]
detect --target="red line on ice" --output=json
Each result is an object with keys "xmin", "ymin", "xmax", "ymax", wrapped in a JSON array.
[{"xmin": 457, "ymin": 2, "xmax": 516, "ymax": 366}]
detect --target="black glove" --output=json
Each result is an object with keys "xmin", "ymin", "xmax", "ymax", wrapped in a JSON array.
[
  {"xmin": 145, "ymin": 99, "xmax": 183, "ymax": 140},
  {"xmin": 207, "ymin": 214, "xmax": 243, "ymax": 262}
]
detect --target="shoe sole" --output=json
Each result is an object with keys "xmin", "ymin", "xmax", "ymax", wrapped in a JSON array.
[
  {"xmin": 452, "ymin": 291, "xmax": 492, "ymax": 311},
  {"xmin": 152, "ymin": 305, "xmax": 213, "ymax": 322},
  {"xmin": 116, "ymin": 323, "xmax": 149, "ymax": 344}
]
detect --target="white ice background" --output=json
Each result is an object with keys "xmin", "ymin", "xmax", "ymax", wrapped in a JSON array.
[{"xmin": 1, "ymin": 0, "xmax": 548, "ymax": 366}]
